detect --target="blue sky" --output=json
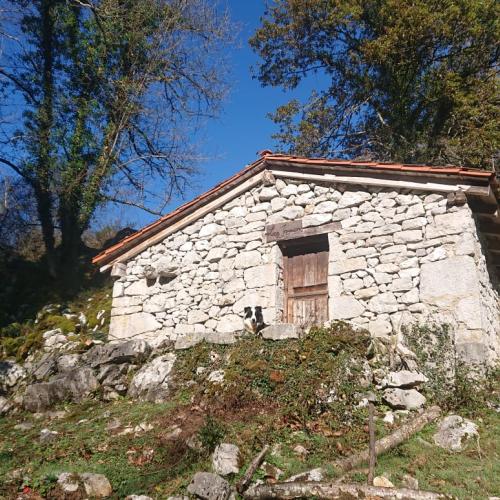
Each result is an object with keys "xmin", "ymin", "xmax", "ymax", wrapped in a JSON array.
[
  {"xmin": 0, "ymin": 1, "xmax": 326, "ymax": 232},
  {"xmin": 114, "ymin": 0, "xmax": 325, "ymax": 229}
]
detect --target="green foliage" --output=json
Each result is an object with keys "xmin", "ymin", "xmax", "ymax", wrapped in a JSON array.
[
  {"xmin": 1, "ymin": 0, "xmax": 231, "ymax": 277},
  {"xmin": 251, "ymin": 0, "xmax": 499, "ymax": 167},
  {"xmin": 30, "ymin": 474, "xmax": 58, "ymax": 497},
  {"xmin": 375, "ymin": 409, "xmax": 500, "ymax": 497},
  {"xmin": 403, "ymin": 323, "xmax": 497, "ymax": 414},
  {"xmin": 0, "ymin": 322, "xmax": 24, "ymax": 339},
  {"xmin": 198, "ymin": 415, "xmax": 226, "ymax": 452},
  {"xmin": 0, "ymin": 277, "xmax": 112, "ymax": 361},
  {"xmin": 1, "ymin": 326, "xmax": 499, "ymax": 498},
  {"xmin": 177, "ymin": 322, "xmax": 371, "ymax": 438}
]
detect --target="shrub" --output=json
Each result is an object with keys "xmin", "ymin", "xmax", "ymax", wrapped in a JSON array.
[
  {"xmin": 403, "ymin": 323, "xmax": 496, "ymax": 414},
  {"xmin": 198, "ymin": 415, "xmax": 226, "ymax": 452},
  {"xmin": 184, "ymin": 322, "xmax": 372, "ymax": 435}
]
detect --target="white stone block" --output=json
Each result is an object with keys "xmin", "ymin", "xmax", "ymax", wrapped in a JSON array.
[
  {"xmin": 302, "ymin": 213, "xmax": 332, "ymax": 227},
  {"xmin": 338, "ymin": 191, "xmax": 371, "ymax": 208},
  {"xmin": 259, "ymin": 187, "xmax": 279, "ymax": 202},
  {"xmin": 234, "ymin": 250, "xmax": 262, "ymax": 269},
  {"xmin": 391, "ymin": 278, "xmax": 413, "ymax": 292},
  {"xmin": 420, "ymin": 256, "xmax": 479, "ymax": 308},
  {"xmin": 125, "ymin": 279, "xmax": 151, "ymax": 296},
  {"xmin": 393, "ymin": 230, "xmax": 422, "ymax": 244},
  {"xmin": 281, "ymin": 206, "xmax": 304, "ymax": 220},
  {"xmin": 368, "ymin": 292, "xmax": 399, "ymax": 313},
  {"xmin": 109, "ymin": 313, "xmax": 161, "ymax": 340},
  {"xmin": 281, "ymin": 184, "xmax": 298, "ymax": 196},
  {"xmin": 314, "ymin": 200, "xmax": 337, "ymax": 213},
  {"xmin": 354, "ymin": 286, "xmax": 379, "ymax": 299},
  {"xmin": 217, "ymin": 314, "xmax": 243, "ymax": 333},
  {"xmin": 270, "ymin": 197, "xmax": 287, "ymax": 212},
  {"xmin": 426, "ymin": 210, "xmax": 473, "ymax": 238},
  {"xmin": 199, "ymin": 223, "xmax": 224, "ymax": 238},
  {"xmin": 329, "ymin": 257, "xmax": 367, "ymax": 275},
  {"xmin": 244, "ymin": 264, "xmax": 279, "ymax": 288},
  {"xmin": 372, "ymin": 224, "xmax": 401, "ymax": 236},
  {"xmin": 328, "ymin": 275, "xmax": 343, "ymax": 297},
  {"xmin": 188, "ymin": 310, "xmax": 209, "ymax": 324},
  {"xmin": 343, "ymin": 278, "xmax": 364, "ymax": 291},
  {"xmin": 206, "ymin": 247, "xmax": 227, "ymax": 263},
  {"xmin": 329, "ymin": 296, "xmax": 365, "ymax": 319}
]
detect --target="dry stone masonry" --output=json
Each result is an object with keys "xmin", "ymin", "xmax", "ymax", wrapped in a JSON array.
[{"xmin": 109, "ymin": 177, "xmax": 500, "ymax": 364}]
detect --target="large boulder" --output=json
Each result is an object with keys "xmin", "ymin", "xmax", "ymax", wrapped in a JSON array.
[
  {"xmin": 433, "ymin": 415, "xmax": 478, "ymax": 452},
  {"xmin": 57, "ymin": 472, "xmax": 112, "ymax": 497},
  {"xmin": 128, "ymin": 353, "xmax": 176, "ymax": 402},
  {"xmin": 212, "ymin": 443, "xmax": 241, "ymax": 476},
  {"xmin": 383, "ymin": 388, "xmax": 426, "ymax": 410},
  {"xmin": 0, "ymin": 395, "xmax": 13, "ymax": 415},
  {"xmin": 0, "ymin": 361, "xmax": 26, "ymax": 393},
  {"xmin": 381, "ymin": 370, "xmax": 428, "ymax": 389},
  {"xmin": 261, "ymin": 324, "xmax": 301, "ymax": 340},
  {"xmin": 187, "ymin": 472, "xmax": 231, "ymax": 500},
  {"xmin": 23, "ymin": 368, "xmax": 99, "ymax": 412},
  {"xmin": 31, "ymin": 352, "xmax": 59, "ymax": 381},
  {"xmin": 83, "ymin": 340, "xmax": 151, "ymax": 368}
]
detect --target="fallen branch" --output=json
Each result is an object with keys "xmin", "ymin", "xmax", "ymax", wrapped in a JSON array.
[
  {"xmin": 237, "ymin": 444, "xmax": 270, "ymax": 494},
  {"xmin": 335, "ymin": 405, "xmax": 441, "ymax": 473},
  {"xmin": 244, "ymin": 481, "xmax": 453, "ymax": 499}
]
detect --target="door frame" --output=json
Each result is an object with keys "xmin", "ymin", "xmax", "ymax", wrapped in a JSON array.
[{"xmin": 280, "ymin": 234, "xmax": 329, "ymax": 325}]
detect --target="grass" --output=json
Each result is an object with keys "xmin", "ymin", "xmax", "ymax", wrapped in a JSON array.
[
  {"xmin": 1, "ymin": 323, "xmax": 499, "ymax": 498},
  {"xmin": 373, "ymin": 409, "xmax": 500, "ymax": 498},
  {"xmin": 2, "ymin": 397, "xmax": 498, "ymax": 498},
  {"xmin": 0, "ymin": 279, "xmax": 112, "ymax": 361}
]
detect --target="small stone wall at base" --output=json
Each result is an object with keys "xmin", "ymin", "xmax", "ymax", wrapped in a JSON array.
[{"xmin": 109, "ymin": 177, "xmax": 500, "ymax": 364}]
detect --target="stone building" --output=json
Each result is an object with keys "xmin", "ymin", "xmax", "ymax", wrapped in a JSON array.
[{"xmin": 93, "ymin": 153, "xmax": 500, "ymax": 364}]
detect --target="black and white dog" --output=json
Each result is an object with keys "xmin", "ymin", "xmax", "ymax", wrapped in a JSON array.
[{"xmin": 243, "ymin": 306, "xmax": 265, "ymax": 334}]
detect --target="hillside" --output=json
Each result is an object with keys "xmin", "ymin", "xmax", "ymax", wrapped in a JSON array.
[{"xmin": 0, "ymin": 283, "xmax": 499, "ymax": 499}]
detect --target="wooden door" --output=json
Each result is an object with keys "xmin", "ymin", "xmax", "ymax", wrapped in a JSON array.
[{"xmin": 283, "ymin": 239, "xmax": 329, "ymax": 327}]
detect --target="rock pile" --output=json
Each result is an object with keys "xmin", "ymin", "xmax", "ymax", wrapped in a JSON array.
[{"xmin": 0, "ymin": 338, "xmax": 177, "ymax": 414}]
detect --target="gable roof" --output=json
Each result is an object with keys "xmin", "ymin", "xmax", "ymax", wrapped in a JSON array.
[{"xmin": 93, "ymin": 153, "xmax": 498, "ymax": 270}]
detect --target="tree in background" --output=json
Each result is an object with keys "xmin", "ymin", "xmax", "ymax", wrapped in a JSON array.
[
  {"xmin": 0, "ymin": 0, "xmax": 230, "ymax": 282},
  {"xmin": 251, "ymin": 0, "xmax": 499, "ymax": 168}
]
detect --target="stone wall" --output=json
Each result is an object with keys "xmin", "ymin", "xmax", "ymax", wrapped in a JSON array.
[{"xmin": 109, "ymin": 177, "xmax": 500, "ymax": 362}]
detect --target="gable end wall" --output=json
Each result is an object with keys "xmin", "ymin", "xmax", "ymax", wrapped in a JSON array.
[{"xmin": 109, "ymin": 177, "xmax": 500, "ymax": 363}]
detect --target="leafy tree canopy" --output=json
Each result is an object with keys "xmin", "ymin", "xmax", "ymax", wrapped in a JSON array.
[
  {"xmin": 251, "ymin": 0, "xmax": 499, "ymax": 168},
  {"xmin": 0, "ymin": 0, "xmax": 231, "ymax": 280}
]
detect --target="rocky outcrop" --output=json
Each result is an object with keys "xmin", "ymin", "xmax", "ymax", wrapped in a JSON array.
[
  {"xmin": 0, "ymin": 361, "xmax": 25, "ymax": 393},
  {"xmin": 212, "ymin": 443, "xmax": 241, "ymax": 476},
  {"xmin": 83, "ymin": 339, "xmax": 151, "ymax": 367},
  {"xmin": 128, "ymin": 353, "xmax": 176, "ymax": 402},
  {"xmin": 187, "ymin": 472, "xmax": 231, "ymax": 500},
  {"xmin": 433, "ymin": 415, "xmax": 478, "ymax": 452},
  {"xmin": 23, "ymin": 368, "xmax": 99, "ymax": 412}
]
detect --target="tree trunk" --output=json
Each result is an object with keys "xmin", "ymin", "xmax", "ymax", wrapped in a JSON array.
[
  {"xmin": 237, "ymin": 445, "xmax": 270, "ymax": 494},
  {"xmin": 34, "ymin": 183, "xmax": 57, "ymax": 278},
  {"xmin": 58, "ymin": 200, "xmax": 85, "ymax": 290},
  {"xmin": 334, "ymin": 406, "xmax": 441, "ymax": 473},
  {"xmin": 34, "ymin": 0, "xmax": 57, "ymax": 277},
  {"xmin": 244, "ymin": 482, "xmax": 452, "ymax": 500}
]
